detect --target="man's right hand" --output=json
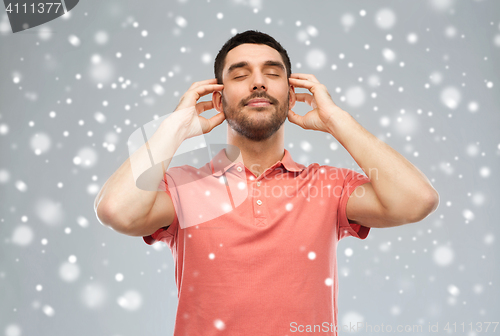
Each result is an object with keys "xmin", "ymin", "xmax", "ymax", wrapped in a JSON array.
[{"xmin": 173, "ymin": 78, "xmax": 225, "ymax": 140}]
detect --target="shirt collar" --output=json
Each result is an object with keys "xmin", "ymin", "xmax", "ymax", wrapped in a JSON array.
[{"xmin": 210, "ymin": 148, "xmax": 305, "ymax": 177}]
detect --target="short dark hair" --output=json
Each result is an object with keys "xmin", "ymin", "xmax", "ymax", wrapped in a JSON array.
[{"xmin": 214, "ymin": 30, "xmax": 292, "ymax": 85}]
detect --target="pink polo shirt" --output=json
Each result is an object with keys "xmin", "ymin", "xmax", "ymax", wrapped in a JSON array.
[{"xmin": 143, "ymin": 148, "xmax": 371, "ymax": 336}]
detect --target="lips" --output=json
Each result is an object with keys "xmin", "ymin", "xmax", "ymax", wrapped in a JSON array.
[{"xmin": 246, "ymin": 98, "xmax": 272, "ymax": 107}]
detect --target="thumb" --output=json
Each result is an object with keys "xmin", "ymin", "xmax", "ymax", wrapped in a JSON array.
[
  {"xmin": 206, "ymin": 111, "xmax": 226, "ymax": 133},
  {"xmin": 288, "ymin": 109, "xmax": 305, "ymax": 129}
]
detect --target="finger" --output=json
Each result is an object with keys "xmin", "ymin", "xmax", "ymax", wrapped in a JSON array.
[
  {"xmin": 206, "ymin": 111, "xmax": 226, "ymax": 133},
  {"xmin": 192, "ymin": 83, "xmax": 224, "ymax": 98},
  {"xmin": 195, "ymin": 100, "xmax": 214, "ymax": 114},
  {"xmin": 287, "ymin": 109, "xmax": 305, "ymax": 129},
  {"xmin": 290, "ymin": 73, "xmax": 320, "ymax": 83},
  {"xmin": 294, "ymin": 93, "xmax": 315, "ymax": 107},
  {"xmin": 290, "ymin": 73, "xmax": 319, "ymax": 83},
  {"xmin": 180, "ymin": 84, "xmax": 224, "ymax": 109},
  {"xmin": 288, "ymin": 78, "xmax": 324, "ymax": 94},
  {"xmin": 188, "ymin": 78, "xmax": 220, "ymax": 90}
]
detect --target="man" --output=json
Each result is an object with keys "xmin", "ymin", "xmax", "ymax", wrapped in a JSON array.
[{"xmin": 95, "ymin": 30, "xmax": 439, "ymax": 335}]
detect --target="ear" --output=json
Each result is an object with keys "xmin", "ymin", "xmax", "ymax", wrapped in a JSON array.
[
  {"xmin": 289, "ymin": 84, "xmax": 296, "ymax": 110},
  {"xmin": 213, "ymin": 90, "xmax": 224, "ymax": 113}
]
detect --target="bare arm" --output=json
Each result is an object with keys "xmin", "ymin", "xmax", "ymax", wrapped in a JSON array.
[
  {"xmin": 287, "ymin": 73, "xmax": 439, "ymax": 227},
  {"xmin": 94, "ymin": 119, "xmax": 185, "ymax": 236},
  {"xmin": 94, "ymin": 79, "xmax": 225, "ymax": 237},
  {"xmin": 327, "ymin": 109, "xmax": 439, "ymax": 225}
]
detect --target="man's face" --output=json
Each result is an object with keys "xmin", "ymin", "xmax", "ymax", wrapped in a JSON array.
[{"xmin": 215, "ymin": 43, "xmax": 295, "ymax": 142}]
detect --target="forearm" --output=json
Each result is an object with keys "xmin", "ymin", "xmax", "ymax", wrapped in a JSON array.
[
  {"xmin": 326, "ymin": 108, "xmax": 439, "ymax": 217},
  {"xmin": 95, "ymin": 116, "xmax": 186, "ymax": 231}
]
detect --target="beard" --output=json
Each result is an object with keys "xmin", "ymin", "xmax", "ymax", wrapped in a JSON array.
[{"xmin": 222, "ymin": 92, "xmax": 289, "ymax": 142}]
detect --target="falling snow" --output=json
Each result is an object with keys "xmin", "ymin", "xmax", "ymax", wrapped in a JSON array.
[{"xmin": 1, "ymin": 0, "xmax": 499, "ymax": 334}]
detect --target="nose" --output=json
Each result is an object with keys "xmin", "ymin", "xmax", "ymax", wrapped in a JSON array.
[{"xmin": 251, "ymin": 72, "xmax": 267, "ymax": 92}]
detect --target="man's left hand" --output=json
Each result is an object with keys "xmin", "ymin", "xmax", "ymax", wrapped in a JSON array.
[{"xmin": 287, "ymin": 73, "xmax": 343, "ymax": 133}]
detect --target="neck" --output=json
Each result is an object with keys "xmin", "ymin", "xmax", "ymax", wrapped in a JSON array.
[{"xmin": 226, "ymin": 126, "xmax": 285, "ymax": 178}]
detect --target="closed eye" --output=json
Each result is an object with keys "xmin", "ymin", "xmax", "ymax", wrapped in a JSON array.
[{"xmin": 234, "ymin": 74, "xmax": 279, "ymax": 79}]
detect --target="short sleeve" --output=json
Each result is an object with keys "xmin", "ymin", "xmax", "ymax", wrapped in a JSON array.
[
  {"xmin": 337, "ymin": 168, "xmax": 371, "ymax": 241},
  {"xmin": 142, "ymin": 172, "xmax": 179, "ymax": 245}
]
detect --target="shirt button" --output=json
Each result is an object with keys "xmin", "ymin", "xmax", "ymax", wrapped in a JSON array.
[
  {"xmin": 256, "ymin": 181, "xmax": 261, "ymax": 187},
  {"xmin": 256, "ymin": 200, "xmax": 262, "ymax": 206},
  {"xmin": 236, "ymin": 166, "xmax": 243, "ymax": 172}
]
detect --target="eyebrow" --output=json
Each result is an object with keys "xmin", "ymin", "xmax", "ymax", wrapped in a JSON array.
[{"xmin": 226, "ymin": 60, "xmax": 286, "ymax": 76}]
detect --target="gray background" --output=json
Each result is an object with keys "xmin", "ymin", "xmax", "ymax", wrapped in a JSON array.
[{"xmin": 1, "ymin": 0, "xmax": 499, "ymax": 335}]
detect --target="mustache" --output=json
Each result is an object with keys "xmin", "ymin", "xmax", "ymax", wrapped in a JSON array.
[{"xmin": 242, "ymin": 92, "xmax": 278, "ymax": 105}]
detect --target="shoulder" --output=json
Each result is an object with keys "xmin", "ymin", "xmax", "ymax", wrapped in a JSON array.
[
  {"xmin": 298, "ymin": 165, "xmax": 369, "ymax": 188},
  {"xmin": 165, "ymin": 163, "xmax": 213, "ymax": 181},
  {"xmin": 300, "ymin": 164, "xmax": 349, "ymax": 180}
]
